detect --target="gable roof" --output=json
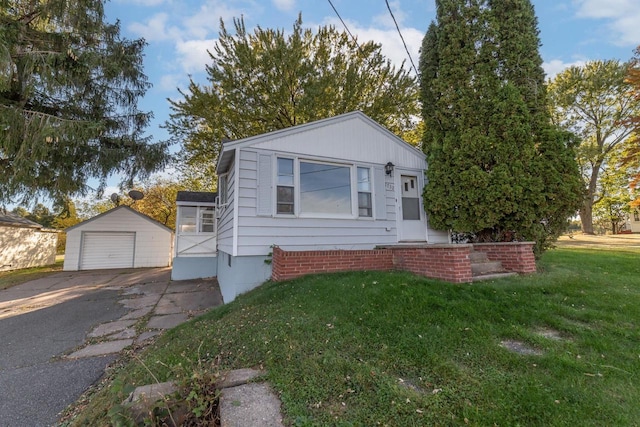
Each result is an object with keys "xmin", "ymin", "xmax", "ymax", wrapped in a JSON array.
[
  {"xmin": 0, "ymin": 211, "xmax": 43, "ymax": 229},
  {"xmin": 66, "ymin": 205, "xmax": 173, "ymax": 233},
  {"xmin": 217, "ymin": 111, "xmax": 423, "ymax": 174}
]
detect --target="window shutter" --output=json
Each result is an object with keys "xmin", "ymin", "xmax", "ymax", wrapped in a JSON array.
[
  {"xmin": 374, "ymin": 166, "xmax": 387, "ymax": 220},
  {"xmin": 257, "ymin": 154, "xmax": 273, "ymax": 216}
]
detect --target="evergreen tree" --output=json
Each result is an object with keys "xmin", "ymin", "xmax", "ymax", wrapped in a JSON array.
[
  {"xmin": 0, "ymin": 0, "xmax": 169, "ymax": 205},
  {"xmin": 420, "ymin": 0, "xmax": 581, "ymax": 254}
]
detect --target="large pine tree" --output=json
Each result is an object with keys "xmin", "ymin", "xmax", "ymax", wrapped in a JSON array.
[
  {"xmin": 420, "ymin": 0, "xmax": 581, "ymax": 254},
  {"xmin": 0, "ymin": 0, "xmax": 169, "ymax": 205}
]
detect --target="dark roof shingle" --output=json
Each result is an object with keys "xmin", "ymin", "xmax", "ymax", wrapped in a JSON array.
[{"xmin": 176, "ymin": 191, "xmax": 218, "ymax": 203}]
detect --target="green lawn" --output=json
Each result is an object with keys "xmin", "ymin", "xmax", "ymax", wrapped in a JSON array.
[
  {"xmin": 0, "ymin": 260, "xmax": 63, "ymax": 291},
  {"xmin": 69, "ymin": 248, "xmax": 640, "ymax": 426}
]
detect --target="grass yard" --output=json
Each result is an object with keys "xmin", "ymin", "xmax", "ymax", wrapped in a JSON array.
[
  {"xmin": 0, "ymin": 259, "xmax": 63, "ymax": 291},
  {"xmin": 69, "ymin": 247, "xmax": 640, "ymax": 426}
]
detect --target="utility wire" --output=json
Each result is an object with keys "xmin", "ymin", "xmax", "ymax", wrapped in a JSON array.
[
  {"xmin": 385, "ymin": 0, "xmax": 420, "ymax": 76},
  {"xmin": 326, "ymin": 0, "xmax": 363, "ymax": 54}
]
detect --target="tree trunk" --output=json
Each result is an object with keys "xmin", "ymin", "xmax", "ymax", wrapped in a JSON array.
[
  {"xmin": 581, "ymin": 159, "xmax": 604, "ymax": 234},
  {"xmin": 580, "ymin": 201, "xmax": 595, "ymax": 234}
]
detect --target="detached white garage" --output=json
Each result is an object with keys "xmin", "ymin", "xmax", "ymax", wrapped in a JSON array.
[{"xmin": 64, "ymin": 206, "xmax": 173, "ymax": 271}]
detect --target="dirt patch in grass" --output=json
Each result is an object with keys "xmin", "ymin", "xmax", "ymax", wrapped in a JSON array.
[
  {"xmin": 534, "ymin": 328, "xmax": 566, "ymax": 341},
  {"xmin": 500, "ymin": 340, "xmax": 543, "ymax": 356},
  {"xmin": 556, "ymin": 234, "xmax": 640, "ymax": 250}
]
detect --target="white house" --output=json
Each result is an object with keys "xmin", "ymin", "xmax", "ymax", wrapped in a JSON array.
[
  {"xmin": 625, "ymin": 207, "xmax": 640, "ymax": 233},
  {"xmin": 64, "ymin": 206, "xmax": 173, "ymax": 271},
  {"xmin": 0, "ymin": 211, "xmax": 58, "ymax": 271},
  {"xmin": 177, "ymin": 111, "xmax": 449, "ymax": 302}
]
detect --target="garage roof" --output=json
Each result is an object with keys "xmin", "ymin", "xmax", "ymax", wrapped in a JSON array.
[
  {"xmin": 66, "ymin": 206, "xmax": 173, "ymax": 232},
  {"xmin": 0, "ymin": 211, "xmax": 43, "ymax": 229}
]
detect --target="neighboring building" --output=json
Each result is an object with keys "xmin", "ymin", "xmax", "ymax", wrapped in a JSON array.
[
  {"xmin": 624, "ymin": 208, "xmax": 640, "ymax": 233},
  {"xmin": 0, "ymin": 211, "xmax": 58, "ymax": 272},
  {"xmin": 172, "ymin": 191, "xmax": 218, "ymax": 280},
  {"xmin": 64, "ymin": 206, "xmax": 173, "ymax": 271},
  {"xmin": 177, "ymin": 111, "xmax": 450, "ymax": 302}
]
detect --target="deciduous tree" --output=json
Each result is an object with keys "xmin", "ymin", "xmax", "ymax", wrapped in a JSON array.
[
  {"xmin": 420, "ymin": 0, "xmax": 582, "ymax": 254},
  {"xmin": 0, "ymin": 0, "xmax": 169, "ymax": 205},
  {"xmin": 548, "ymin": 60, "xmax": 640, "ymax": 233},
  {"xmin": 622, "ymin": 46, "xmax": 640, "ymax": 206},
  {"xmin": 165, "ymin": 15, "xmax": 419, "ymax": 181},
  {"xmin": 77, "ymin": 177, "xmax": 187, "ymax": 230}
]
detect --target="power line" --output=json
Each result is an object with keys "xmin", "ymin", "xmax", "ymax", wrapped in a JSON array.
[
  {"xmin": 385, "ymin": 0, "xmax": 420, "ymax": 76},
  {"xmin": 326, "ymin": 0, "xmax": 363, "ymax": 53}
]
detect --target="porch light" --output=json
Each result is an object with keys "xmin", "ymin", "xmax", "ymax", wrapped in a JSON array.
[{"xmin": 385, "ymin": 162, "xmax": 395, "ymax": 176}]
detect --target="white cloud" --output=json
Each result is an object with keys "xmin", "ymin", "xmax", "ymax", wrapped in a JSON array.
[
  {"xmin": 128, "ymin": 13, "xmax": 182, "ymax": 42},
  {"xmin": 175, "ymin": 39, "xmax": 216, "ymax": 73},
  {"xmin": 372, "ymin": 0, "xmax": 406, "ymax": 29},
  {"xmin": 158, "ymin": 73, "xmax": 186, "ymax": 92},
  {"xmin": 543, "ymin": 59, "xmax": 588, "ymax": 79},
  {"xmin": 574, "ymin": 0, "xmax": 640, "ymax": 46},
  {"xmin": 273, "ymin": 0, "xmax": 295, "ymax": 12},
  {"xmin": 183, "ymin": 1, "xmax": 248, "ymax": 39}
]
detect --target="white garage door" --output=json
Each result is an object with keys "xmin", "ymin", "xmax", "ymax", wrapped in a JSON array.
[{"xmin": 80, "ymin": 232, "xmax": 135, "ymax": 270}]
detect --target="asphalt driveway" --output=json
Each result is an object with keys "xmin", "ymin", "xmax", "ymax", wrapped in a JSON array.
[{"xmin": 0, "ymin": 268, "xmax": 222, "ymax": 426}]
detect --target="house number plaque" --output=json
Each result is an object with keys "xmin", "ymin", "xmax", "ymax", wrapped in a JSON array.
[{"xmin": 385, "ymin": 182, "xmax": 394, "ymax": 191}]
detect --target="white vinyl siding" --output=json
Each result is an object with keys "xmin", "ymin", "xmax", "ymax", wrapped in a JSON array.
[
  {"xmin": 236, "ymin": 149, "xmax": 400, "ymax": 256},
  {"xmin": 0, "ymin": 227, "xmax": 57, "ymax": 272},
  {"xmin": 216, "ymin": 157, "xmax": 236, "ymax": 255},
  {"xmin": 245, "ymin": 114, "xmax": 425, "ymax": 170},
  {"xmin": 80, "ymin": 232, "xmax": 135, "ymax": 270}
]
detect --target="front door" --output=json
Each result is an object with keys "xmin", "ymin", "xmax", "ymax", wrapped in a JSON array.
[{"xmin": 399, "ymin": 174, "xmax": 426, "ymax": 241}]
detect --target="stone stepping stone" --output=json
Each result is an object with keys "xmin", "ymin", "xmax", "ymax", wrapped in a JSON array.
[
  {"xmin": 66, "ymin": 339, "xmax": 133, "ymax": 358},
  {"xmin": 146, "ymin": 313, "xmax": 189, "ymax": 330},
  {"xmin": 105, "ymin": 328, "xmax": 137, "ymax": 340},
  {"xmin": 136, "ymin": 330, "xmax": 162, "ymax": 343},
  {"xmin": 220, "ymin": 383, "xmax": 284, "ymax": 427},
  {"xmin": 120, "ymin": 306, "xmax": 154, "ymax": 320},
  {"xmin": 88, "ymin": 320, "xmax": 136, "ymax": 338}
]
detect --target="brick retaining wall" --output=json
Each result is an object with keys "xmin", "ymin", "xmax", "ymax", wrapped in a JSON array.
[
  {"xmin": 272, "ymin": 244, "xmax": 476, "ymax": 283},
  {"xmin": 392, "ymin": 245, "xmax": 473, "ymax": 283},
  {"xmin": 271, "ymin": 248, "xmax": 393, "ymax": 282},
  {"xmin": 472, "ymin": 242, "xmax": 537, "ymax": 274}
]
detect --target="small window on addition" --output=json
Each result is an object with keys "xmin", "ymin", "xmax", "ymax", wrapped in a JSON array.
[
  {"xmin": 179, "ymin": 206, "xmax": 197, "ymax": 233},
  {"xmin": 200, "ymin": 207, "xmax": 215, "ymax": 233},
  {"xmin": 634, "ymin": 210, "xmax": 639, "ymax": 222}
]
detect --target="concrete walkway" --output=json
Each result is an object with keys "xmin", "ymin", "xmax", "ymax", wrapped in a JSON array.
[{"xmin": 0, "ymin": 267, "xmax": 222, "ymax": 426}]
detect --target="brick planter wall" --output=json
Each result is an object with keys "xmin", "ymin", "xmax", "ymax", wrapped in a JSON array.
[
  {"xmin": 271, "ymin": 247, "xmax": 393, "ymax": 282},
  {"xmin": 472, "ymin": 242, "xmax": 536, "ymax": 274},
  {"xmin": 271, "ymin": 245, "xmax": 474, "ymax": 283},
  {"xmin": 392, "ymin": 245, "xmax": 473, "ymax": 283}
]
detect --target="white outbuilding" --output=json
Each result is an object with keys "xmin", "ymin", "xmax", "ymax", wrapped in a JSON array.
[{"xmin": 63, "ymin": 206, "xmax": 173, "ymax": 271}]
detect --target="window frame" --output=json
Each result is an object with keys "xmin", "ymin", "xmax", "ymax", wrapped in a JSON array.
[
  {"xmin": 218, "ymin": 173, "xmax": 228, "ymax": 207},
  {"xmin": 357, "ymin": 166, "xmax": 373, "ymax": 218},
  {"xmin": 273, "ymin": 156, "xmax": 376, "ymax": 220},
  {"xmin": 177, "ymin": 205, "xmax": 217, "ymax": 235},
  {"xmin": 276, "ymin": 157, "xmax": 295, "ymax": 215}
]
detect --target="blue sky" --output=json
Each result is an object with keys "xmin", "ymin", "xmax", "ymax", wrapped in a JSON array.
[{"xmin": 98, "ymin": 0, "xmax": 638, "ymax": 193}]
